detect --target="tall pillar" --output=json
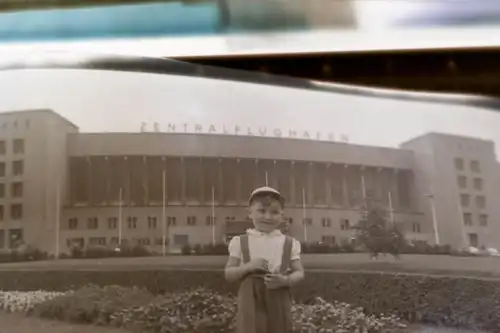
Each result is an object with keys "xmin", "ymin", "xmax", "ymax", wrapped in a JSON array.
[
  {"xmin": 218, "ymin": 158, "xmax": 224, "ymax": 204},
  {"xmin": 326, "ymin": 163, "xmax": 332, "ymax": 207},
  {"xmin": 307, "ymin": 162, "xmax": 314, "ymax": 206},
  {"xmin": 86, "ymin": 156, "xmax": 92, "ymax": 206},
  {"xmin": 200, "ymin": 157, "xmax": 205, "ymax": 204},
  {"xmin": 254, "ymin": 159, "xmax": 259, "ymax": 188},
  {"xmin": 123, "ymin": 156, "xmax": 131, "ymax": 206},
  {"xmin": 161, "ymin": 156, "xmax": 167, "ymax": 204},
  {"xmin": 236, "ymin": 158, "xmax": 241, "ymax": 204},
  {"xmin": 104, "ymin": 156, "xmax": 110, "ymax": 205},
  {"xmin": 392, "ymin": 168, "xmax": 400, "ymax": 211},
  {"xmin": 181, "ymin": 157, "xmax": 186, "ymax": 204},
  {"xmin": 290, "ymin": 161, "xmax": 296, "ymax": 206},
  {"xmin": 272, "ymin": 160, "xmax": 278, "ymax": 189},
  {"xmin": 143, "ymin": 156, "xmax": 149, "ymax": 205},
  {"xmin": 342, "ymin": 164, "xmax": 350, "ymax": 207}
]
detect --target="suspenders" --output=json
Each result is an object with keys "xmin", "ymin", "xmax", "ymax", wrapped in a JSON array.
[{"xmin": 240, "ymin": 234, "xmax": 293, "ymax": 274}]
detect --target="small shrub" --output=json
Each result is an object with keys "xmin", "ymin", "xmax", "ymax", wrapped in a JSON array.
[
  {"xmin": 32, "ymin": 285, "xmax": 155, "ymax": 325},
  {"xmin": 181, "ymin": 244, "xmax": 192, "ymax": 255},
  {"xmin": 201, "ymin": 243, "xmax": 228, "ymax": 255},
  {"xmin": 193, "ymin": 244, "xmax": 203, "ymax": 255}
]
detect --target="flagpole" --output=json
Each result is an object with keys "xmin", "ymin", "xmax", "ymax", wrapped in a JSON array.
[
  {"xmin": 118, "ymin": 187, "xmax": 123, "ymax": 246},
  {"xmin": 211, "ymin": 186, "xmax": 216, "ymax": 245},
  {"xmin": 55, "ymin": 180, "xmax": 60, "ymax": 260},
  {"xmin": 388, "ymin": 191, "xmax": 395, "ymax": 225},
  {"xmin": 302, "ymin": 187, "xmax": 308, "ymax": 242},
  {"xmin": 361, "ymin": 173, "xmax": 367, "ymax": 199},
  {"xmin": 162, "ymin": 170, "xmax": 166, "ymax": 256}
]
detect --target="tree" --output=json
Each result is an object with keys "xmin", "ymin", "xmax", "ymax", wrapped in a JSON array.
[{"xmin": 353, "ymin": 199, "xmax": 407, "ymax": 260}]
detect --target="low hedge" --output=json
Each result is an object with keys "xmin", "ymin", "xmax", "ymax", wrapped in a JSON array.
[{"xmin": 0, "ymin": 269, "xmax": 497, "ymax": 331}]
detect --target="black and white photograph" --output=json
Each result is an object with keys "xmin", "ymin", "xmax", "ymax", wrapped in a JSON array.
[{"xmin": 1, "ymin": 1, "xmax": 500, "ymax": 332}]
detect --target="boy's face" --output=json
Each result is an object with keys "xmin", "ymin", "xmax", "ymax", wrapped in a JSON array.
[{"xmin": 248, "ymin": 195, "xmax": 284, "ymax": 233}]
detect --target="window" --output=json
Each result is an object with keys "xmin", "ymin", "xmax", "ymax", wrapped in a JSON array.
[
  {"xmin": 470, "ymin": 160, "xmax": 481, "ymax": 173},
  {"xmin": 10, "ymin": 204, "xmax": 22, "ymax": 220},
  {"xmin": 0, "ymin": 141, "xmax": 5, "ymax": 155},
  {"xmin": 110, "ymin": 237, "xmax": 119, "ymax": 245},
  {"xmin": 412, "ymin": 222, "xmax": 421, "ymax": 233},
  {"xmin": 11, "ymin": 182, "xmax": 22, "ymax": 197},
  {"xmin": 67, "ymin": 237, "xmax": 85, "ymax": 249},
  {"xmin": 468, "ymin": 233, "xmax": 479, "ymax": 247},
  {"xmin": 8, "ymin": 229, "xmax": 23, "ymax": 248},
  {"xmin": 0, "ymin": 163, "xmax": 5, "ymax": 177},
  {"xmin": 454, "ymin": 157, "xmax": 464, "ymax": 171},
  {"xmin": 476, "ymin": 196, "xmax": 486, "ymax": 209},
  {"xmin": 155, "ymin": 238, "xmax": 168, "ymax": 246},
  {"xmin": 460, "ymin": 194, "xmax": 470, "ymax": 207},
  {"xmin": 463, "ymin": 213, "xmax": 472, "ymax": 226},
  {"xmin": 127, "ymin": 217, "xmax": 137, "ymax": 229},
  {"xmin": 288, "ymin": 218, "xmax": 294, "ymax": 224},
  {"xmin": 457, "ymin": 176, "xmax": 467, "ymax": 189},
  {"xmin": 187, "ymin": 216, "xmax": 197, "ymax": 226},
  {"xmin": 139, "ymin": 238, "xmax": 151, "ymax": 246},
  {"xmin": 225, "ymin": 216, "xmax": 236, "ymax": 222},
  {"xmin": 68, "ymin": 218, "xmax": 78, "ymax": 230},
  {"xmin": 303, "ymin": 218, "xmax": 313, "ymax": 226},
  {"xmin": 321, "ymin": 235, "xmax": 336, "ymax": 244},
  {"xmin": 341, "ymin": 219, "xmax": 350, "ymax": 230},
  {"xmin": 167, "ymin": 216, "xmax": 176, "ymax": 226},
  {"xmin": 13, "ymin": 139, "xmax": 24, "ymax": 154},
  {"xmin": 0, "ymin": 184, "xmax": 4, "ymax": 198},
  {"xmin": 479, "ymin": 214, "xmax": 488, "ymax": 227},
  {"xmin": 206, "ymin": 216, "xmax": 216, "ymax": 226},
  {"xmin": 89, "ymin": 237, "xmax": 106, "ymax": 246},
  {"xmin": 12, "ymin": 160, "xmax": 23, "ymax": 176},
  {"xmin": 173, "ymin": 234, "xmax": 189, "ymax": 246},
  {"xmin": 87, "ymin": 217, "xmax": 98, "ymax": 229},
  {"xmin": 321, "ymin": 217, "xmax": 331, "ymax": 227},
  {"xmin": 473, "ymin": 178, "xmax": 483, "ymax": 191},
  {"xmin": 148, "ymin": 217, "xmax": 157, "ymax": 229},
  {"xmin": 0, "ymin": 205, "xmax": 3, "ymax": 220},
  {"xmin": 107, "ymin": 217, "xmax": 117, "ymax": 229}
]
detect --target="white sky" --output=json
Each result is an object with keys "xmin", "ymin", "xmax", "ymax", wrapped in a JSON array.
[{"xmin": 0, "ymin": 69, "xmax": 499, "ymax": 158}]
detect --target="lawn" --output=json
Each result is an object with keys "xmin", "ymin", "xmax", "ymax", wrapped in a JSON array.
[{"xmin": 1, "ymin": 253, "xmax": 500, "ymax": 279}]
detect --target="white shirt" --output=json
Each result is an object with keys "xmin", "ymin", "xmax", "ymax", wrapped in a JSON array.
[{"xmin": 228, "ymin": 229, "xmax": 301, "ymax": 274}]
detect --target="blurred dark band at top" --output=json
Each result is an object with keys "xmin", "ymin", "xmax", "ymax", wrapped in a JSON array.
[{"xmin": 217, "ymin": 0, "xmax": 357, "ymax": 31}]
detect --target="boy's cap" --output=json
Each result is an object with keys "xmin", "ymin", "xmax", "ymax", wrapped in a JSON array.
[{"xmin": 249, "ymin": 186, "xmax": 285, "ymax": 205}]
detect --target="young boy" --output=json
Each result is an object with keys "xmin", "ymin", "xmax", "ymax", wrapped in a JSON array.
[{"xmin": 225, "ymin": 186, "xmax": 305, "ymax": 333}]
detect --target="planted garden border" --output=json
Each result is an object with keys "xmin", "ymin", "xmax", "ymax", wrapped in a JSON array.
[{"xmin": 0, "ymin": 269, "xmax": 498, "ymax": 331}]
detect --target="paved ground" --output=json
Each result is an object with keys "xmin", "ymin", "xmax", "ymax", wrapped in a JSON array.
[{"xmin": 1, "ymin": 254, "xmax": 500, "ymax": 279}]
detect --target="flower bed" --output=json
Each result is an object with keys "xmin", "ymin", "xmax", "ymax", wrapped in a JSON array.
[
  {"xmin": 21, "ymin": 285, "xmax": 408, "ymax": 333},
  {"xmin": 0, "ymin": 290, "xmax": 65, "ymax": 313},
  {"xmin": 0, "ymin": 270, "xmax": 497, "ymax": 331}
]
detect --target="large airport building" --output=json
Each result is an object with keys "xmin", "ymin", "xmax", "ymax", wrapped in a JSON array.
[{"xmin": 1, "ymin": 109, "xmax": 499, "ymax": 254}]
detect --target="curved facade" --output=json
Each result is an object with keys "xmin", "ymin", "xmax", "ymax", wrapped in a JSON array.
[{"xmin": 0, "ymin": 109, "xmax": 498, "ymax": 254}]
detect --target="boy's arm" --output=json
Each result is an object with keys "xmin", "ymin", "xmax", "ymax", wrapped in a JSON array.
[
  {"xmin": 286, "ymin": 259, "xmax": 305, "ymax": 287},
  {"xmin": 225, "ymin": 256, "xmax": 251, "ymax": 282}
]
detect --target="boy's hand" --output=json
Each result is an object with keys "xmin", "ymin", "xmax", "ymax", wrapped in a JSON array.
[
  {"xmin": 245, "ymin": 258, "xmax": 269, "ymax": 274},
  {"xmin": 264, "ymin": 274, "xmax": 288, "ymax": 289}
]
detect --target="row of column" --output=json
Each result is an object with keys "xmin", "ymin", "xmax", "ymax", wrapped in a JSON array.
[{"xmin": 68, "ymin": 156, "xmax": 413, "ymax": 210}]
